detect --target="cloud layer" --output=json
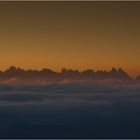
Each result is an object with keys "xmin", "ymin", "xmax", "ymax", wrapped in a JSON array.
[{"xmin": 0, "ymin": 83, "xmax": 140, "ymax": 138}]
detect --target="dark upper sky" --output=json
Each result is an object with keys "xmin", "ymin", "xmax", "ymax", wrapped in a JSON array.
[{"xmin": 0, "ymin": 1, "xmax": 140, "ymax": 77}]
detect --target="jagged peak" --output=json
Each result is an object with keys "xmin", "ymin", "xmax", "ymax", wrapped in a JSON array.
[
  {"xmin": 111, "ymin": 67, "xmax": 118, "ymax": 72},
  {"xmin": 82, "ymin": 69, "xmax": 95, "ymax": 74},
  {"xmin": 136, "ymin": 75, "xmax": 140, "ymax": 80},
  {"xmin": 118, "ymin": 67, "xmax": 124, "ymax": 72}
]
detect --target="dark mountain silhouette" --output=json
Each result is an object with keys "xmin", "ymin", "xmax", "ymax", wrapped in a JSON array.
[
  {"xmin": 136, "ymin": 75, "xmax": 140, "ymax": 80},
  {"xmin": 0, "ymin": 66, "xmax": 133, "ymax": 84}
]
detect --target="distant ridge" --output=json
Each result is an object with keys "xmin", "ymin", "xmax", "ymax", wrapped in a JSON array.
[
  {"xmin": 0, "ymin": 66, "xmax": 134, "ymax": 84},
  {"xmin": 136, "ymin": 75, "xmax": 140, "ymax": 80}
]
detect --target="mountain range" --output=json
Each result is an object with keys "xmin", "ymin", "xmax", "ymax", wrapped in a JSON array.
[{"xmin": 0, "ymin": 66, "xmax": 139, "ymax": 85}]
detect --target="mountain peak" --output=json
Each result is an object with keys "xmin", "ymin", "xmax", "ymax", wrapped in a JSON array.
[
  {"xmin": 136, "ymin": 75, "xmax": 140, "ymax": 80},
  {"xmin": 117, "ymin": 68, "xmax": 131, "ymax": 80},
  {"xmin": 111, "ymin": 67, "xmax": 118, "ymax": 72}
]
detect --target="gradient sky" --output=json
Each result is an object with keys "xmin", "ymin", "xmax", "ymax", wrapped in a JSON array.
[{"xmin": 0, "ymin": 2, "xmax": 140, "ymax": 77}]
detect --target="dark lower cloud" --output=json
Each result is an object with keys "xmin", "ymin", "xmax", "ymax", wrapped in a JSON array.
[
  {"xmin": 0, "ymin": 83, "xmax": 140, "ymax": 138},
  {"xmin": 0, "ymin": 83, "xmax": 140, "ymax": 104}
]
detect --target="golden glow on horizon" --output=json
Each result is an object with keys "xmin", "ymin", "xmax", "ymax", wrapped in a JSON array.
[{"xmin": 0, "ymin": 2, "xmax": 140, "ymax": 77}]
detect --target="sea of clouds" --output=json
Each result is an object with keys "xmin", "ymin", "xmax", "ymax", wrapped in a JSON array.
[{"xmin": 0, "ymin": 83, "xmax": 140, "ymax": 138}]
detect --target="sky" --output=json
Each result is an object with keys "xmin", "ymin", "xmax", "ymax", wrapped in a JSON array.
[{"xmin": 0, "ymin": 2, "xmax": 140, "ymax": 77}]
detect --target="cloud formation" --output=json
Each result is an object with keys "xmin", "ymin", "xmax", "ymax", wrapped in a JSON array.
[
  {"xmin": 0, "ymin": 83, "xmax": 140, "ymax": 104},
  {"xmin": 0, "ymin": 82, "xmax": 140, "ymax": 138}
]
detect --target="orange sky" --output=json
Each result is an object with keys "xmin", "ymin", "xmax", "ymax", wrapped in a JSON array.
[{"xmin": 0, "ymin": 2, "xmax": 140, "ymax": 77}]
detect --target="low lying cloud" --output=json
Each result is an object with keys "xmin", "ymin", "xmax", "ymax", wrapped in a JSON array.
[
  {"xmin": 0, "ymin": 83, "xmax": 140, "ymax": 138},
  {"xmin": 0, "ymin": 83, "xmax": 140, "ymax": 105}
]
